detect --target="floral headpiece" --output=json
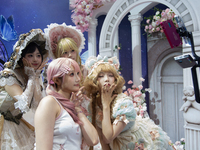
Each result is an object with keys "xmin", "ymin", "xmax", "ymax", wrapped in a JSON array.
[
  {"xmin": 85, "ymin": 55, "xmax": 120, "ymax": 77},
  {"xmin": 4, "ymin": 29, "xmax": 49, "ymax": 70},
  {"xmin": 44, "ymin": 23, "xmax": 85, "ymax": 59}
]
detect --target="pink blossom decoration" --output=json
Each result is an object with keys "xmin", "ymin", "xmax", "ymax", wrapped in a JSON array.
[
  {"xmin": 144, "ymin": 8, "xmax": 177, "ymax": 37},
  {"xmin": 70, "ymin": 0, "xmax": 116, "ymax": 32},
  {"xmin": 128, "ymin": 80, "xmax": 133, "ymax": 84}
]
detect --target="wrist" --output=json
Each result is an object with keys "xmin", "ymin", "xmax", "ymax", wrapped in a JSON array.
[
  {"xmin": 75, "ymin": 107, "xmax": 82, "ymax": 112},
  {"xmin": 77, "ymin": 110, "xmax": 83, "ymax": 114},
  {"xmin": 102, "ymin": 105, "xmax": 110, "ymax": 110}
]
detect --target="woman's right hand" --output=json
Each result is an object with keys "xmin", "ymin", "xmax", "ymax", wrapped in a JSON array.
[
  {"xmin": 101, "ymin": 83, "xmax": 117, "ymax": 108},
  {"xmin": 22, "ymin": 57, "xmax": 33, "ymax": 68},
  {"xmin": 70, "ymin": 86, "xmax": 85, "ymax": 109}
]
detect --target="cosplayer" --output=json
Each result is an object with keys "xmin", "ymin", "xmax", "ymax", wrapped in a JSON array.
[
  {"xmin": 44, "ymin": 23, "xmax": 88, "ymax": 81},
  {"xmin": 83, "ymin": 55, "xmax": 174, "ymax": 150},
  {"xmin": 0, "ymin": 29, "xmax": 49, "ymax": 149},
  {"xmin": 34, "ymin": 58, "xmax": 99, "ymax": 150}
]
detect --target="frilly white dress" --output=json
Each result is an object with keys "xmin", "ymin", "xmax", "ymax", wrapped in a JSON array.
[
  {"xmin": 93, "ymin": 93, "xmax": 173, "ymax": 150},
  {"xmin": 0, "ymin": 68, "xmax": 45, "ymax": 150}
]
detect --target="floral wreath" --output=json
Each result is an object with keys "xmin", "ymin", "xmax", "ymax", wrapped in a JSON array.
[
  {"xmin": 4, "ymin": 29, "xmax": 49, "ymax": 70},
  {"xmin": 44, "ymin": 23, "xmax": 85, "ymax": 59},
  {"xmin": 85, "ymin": 55, "xmax": 120, "ymax": 77}
]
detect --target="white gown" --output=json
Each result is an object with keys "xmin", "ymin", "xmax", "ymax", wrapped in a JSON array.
[{"xmin": 0, "ymin": 68, "xmax": 45, "ymax": 150}]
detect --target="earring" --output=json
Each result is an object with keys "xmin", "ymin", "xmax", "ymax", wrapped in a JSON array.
[{"xmin": 96, "ymin": 92, "xmax": 100, "ymax": 98}]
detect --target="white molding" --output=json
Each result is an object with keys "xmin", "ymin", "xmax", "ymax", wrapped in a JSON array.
[{"xmin": 99, "ymin": 0, "xmax": 199, "ymax": 56}]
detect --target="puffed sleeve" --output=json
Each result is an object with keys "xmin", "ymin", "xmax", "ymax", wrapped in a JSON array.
[
  {"xmin": 0, "ymin": 69, "xmax": 20, "ymax": 87},
  {"xmin": 112, "ymin": 94, "xmax": 136, "ymax": 131}
]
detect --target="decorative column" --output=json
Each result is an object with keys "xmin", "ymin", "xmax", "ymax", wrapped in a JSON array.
[
  {"xmin": 128, "ymin": 13, "xmax": 142, "ymax": 86},
  {"xmin": 113, "ymin": 27, "xmax": 119, "ymax": 58},
  {"xmin": 88, "ymin": 18, "xmax": 98, "ymax": 57}
]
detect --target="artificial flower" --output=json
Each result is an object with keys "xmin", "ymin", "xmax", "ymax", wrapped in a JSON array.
[
  {"xmin": 70, "ymin": 0, "xmax": 116, "ymax": 32},
  {"xmin": 143, "ymin": 7, "xmax": 177, "ymax": 37},
  {"xmin": 123, "ymin": 77, "xmax": 151, "ymax": 118}
]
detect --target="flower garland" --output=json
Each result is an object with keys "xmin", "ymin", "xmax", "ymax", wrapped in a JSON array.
[
  {"xmin": 144, "ymin": 7, "xmax": 177, "ymax": 37},
  {"xmin": 70, "ymin": 0, "xmax": 116, "ymax": 32},
  {"xmin": 123, "ymin": 77, "xmax": 151, "ymax": 118}
]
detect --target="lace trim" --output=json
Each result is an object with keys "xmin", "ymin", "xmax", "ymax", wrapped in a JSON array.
[
  {"xmin": 14, "ymin": 94, "xmax": 29, "ymax": 113},
  {"xmin": 0, "ymin": 73, "xmax": 20, "ymax": 87}
]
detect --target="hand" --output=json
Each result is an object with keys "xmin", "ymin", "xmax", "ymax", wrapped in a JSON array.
[
  {"xmin": 70, "ymin": 86, "xmax": 86, "ymax": 108},
  {"xmin": 101, "ymin": 83, "xmax": 117, "ymax": 108},
  {"xmin": 35, "ymin": 59, "xmax": 48, "ymax": 77},
  {"xmin": 22, "ymin": 58, "xmax": 33, "ymax": 68},
  {"xmin": 37, "ymin": 59, "xmax": 48, "ymax": 71}
]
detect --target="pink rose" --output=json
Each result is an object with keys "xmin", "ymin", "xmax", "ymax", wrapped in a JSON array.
[
  {"xmin": 124, "ymin": 91, "xmax": 128, "ymax": 96},
  {"xmin": 165, "ymin": 8, "xmax": 170, "ymax": 13},
  {"xmin": 146, "ymin": 19, "xmax": 150, "ymax": 24},
  {"xmin": 129, "ymin": 89, "xmax": 135, "ymax": 95},
  {"xmin": 128, "ymin": 80, "xmax": 133, "ymax": 84},
  {"xmin": 134, "ymin": 91, "xmax": 142, "ymax": 97},
  {"xmin": 156, "ymin": 27, "xmax": 160, "ymax": 31},
  {"xmin": 138, "ymin": 85, "xmax": 143, "ymax": 90},
  {"xmin": 161, "ymin": 12, "xmax": 166, "ymax": 17}
]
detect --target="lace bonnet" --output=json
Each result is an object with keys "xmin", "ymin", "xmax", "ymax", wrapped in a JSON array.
[
  {"xmin": 44, "ymin": 23, "xmax": 85, "ymax": 59},
  {"xmin": 85, "ymin": 55, "xmax": 120, "ymax": 77},
  {"xmin": 4, "ymin": 29, "xmax": 49, "ymax": 70}
]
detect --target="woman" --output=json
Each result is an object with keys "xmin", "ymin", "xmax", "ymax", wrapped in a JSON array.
[
  {"xmin": 83, "ymin": 55, "xmax": 174, "ymax": 150},
  {"xmin": 44, "ymin": 23, "xmax": 88, "ymax": 80},
  {"xmin": 0, "ymin": 29, "xmax": 49, "ymax": 149},
  {"xmin": 34, "ymin": 58, "xmax": 99, "ymax": 150}
]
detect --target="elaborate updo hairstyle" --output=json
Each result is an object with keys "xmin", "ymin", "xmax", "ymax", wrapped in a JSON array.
[{"xmin": 46, "ymin": 57, "xmax": 82, "ymax": 124}]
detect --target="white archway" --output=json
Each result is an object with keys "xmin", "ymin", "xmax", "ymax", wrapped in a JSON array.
[{"xmin": 99, "ymin": 0, "xmax": 199, "ymax": 56}]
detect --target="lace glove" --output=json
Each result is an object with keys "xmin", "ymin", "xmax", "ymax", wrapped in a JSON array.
[{"xmin": 14, "ymin": 66, "xmax": 36, "ymax": 113}]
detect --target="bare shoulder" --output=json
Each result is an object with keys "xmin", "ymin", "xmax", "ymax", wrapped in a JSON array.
[{"xmin": 37, "ymin": 95, "xmax": 60, "ymax": 112}]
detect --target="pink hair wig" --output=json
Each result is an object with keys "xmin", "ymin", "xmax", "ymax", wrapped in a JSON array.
[{"xmin": 46, "ymin": 58, "xmax": 82, "ymax": 124}]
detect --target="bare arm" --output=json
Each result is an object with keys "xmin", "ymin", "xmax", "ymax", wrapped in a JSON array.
[
  {"xmin": 101, "ymin": 84, "xmax": 127, "ymax": 143},
  {"xmin": 76, "ymin": 107, "xmax": 99, "ymax": 146},
  {"xmin": 71, "ymin": 87, "xmax": 99, "ymax": 146},
  {"xmin": 96, "ymin": 126, "xmax": 111, "ymax": 150},
  {"xmin": 34, "ymin": 96, "xmax": 60, "ymax": 150}
]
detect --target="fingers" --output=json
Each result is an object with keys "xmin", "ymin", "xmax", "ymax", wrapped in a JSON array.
[
  {"xmin": 22, "ymin": 58, "xmax": 33, "ymax": 68},
  {"xmin": 102, "ymin": 83, "xmax": 116, "ymax": 93},
  {"xmin": 70, "ymin": 92, "xmax": 75, "ymax": 102},
  {"xmin": 76, "ymin": 86, "xmax": 84, "ymax": 96},
  {"xmin": 22, "ymin": 58, "xmax": 30, "ymax": 67},
  {"xmin": 111, "ymin": 94, "xmax": 117, "ymax": 100},
  {"xmin": 38, "ymin": 60, "xmax": 48, "ymax": 70}
]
